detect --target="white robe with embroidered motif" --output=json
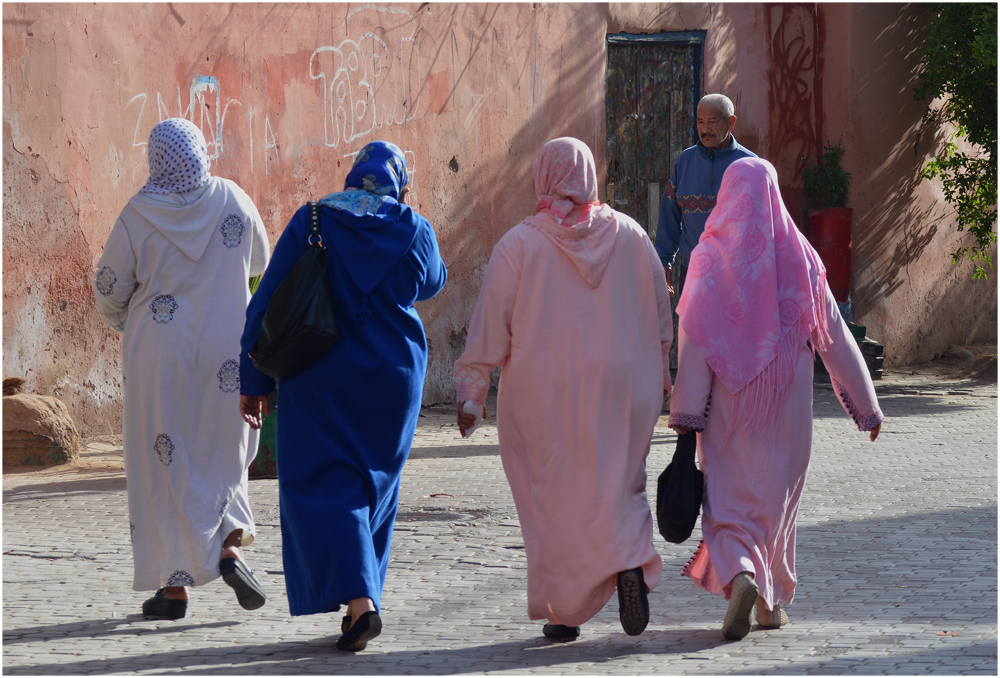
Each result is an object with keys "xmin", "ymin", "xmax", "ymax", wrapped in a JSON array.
[{"xmin": 95, "ymin": 177, "xmax": 269, "ymax": 590}]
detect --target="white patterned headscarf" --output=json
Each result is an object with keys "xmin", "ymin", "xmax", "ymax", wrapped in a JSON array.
[{"xmin": 139, "ymin": 118, "xmax": 212, "ymax": 194}]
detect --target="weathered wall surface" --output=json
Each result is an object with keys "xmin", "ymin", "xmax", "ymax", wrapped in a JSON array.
[
  {"xmin": 3, "ymin": 3, "xmax": 994, "ymax": 435},
  {"xmin": 2, "ymin": 2, "xmax": 608, "ymax": 434},
  {"xmin": 845, "ymin": 3, "xmax": 997, "ymax": 363}
]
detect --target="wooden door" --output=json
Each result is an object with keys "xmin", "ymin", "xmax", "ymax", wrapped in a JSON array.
[{"xmin": 605, "ymin": 33, "xmax": 703, "ymax": 240}]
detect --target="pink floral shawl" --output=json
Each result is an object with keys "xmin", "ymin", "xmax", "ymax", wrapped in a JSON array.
[{"xmin": 677, "ymin": 157, "xmax": 832, "ymax": 434}]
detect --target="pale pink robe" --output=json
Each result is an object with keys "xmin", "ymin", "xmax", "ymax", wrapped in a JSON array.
[
  {"xmin": 668, "ymin": 158, "xmax": 883, "ymax": 608},
  {"xmin": 671, "ymin": 287, "xmax": 882, "ymax": 607},
  {"xmin": 455, "ymin": 138, "xmax": 672, "ymax": 628}
]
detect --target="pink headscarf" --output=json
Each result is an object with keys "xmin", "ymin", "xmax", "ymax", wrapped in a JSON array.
[
  {"xmin": 677, "ymin": 157, "xmax": 832, "ymax": 434},
  {"xmin": 532, "ymin": 137, "xmax": 601, "ymax": 225},
  {"xmin": 522, "ymin": 137, "xmax": 620, "ymax": 289}
]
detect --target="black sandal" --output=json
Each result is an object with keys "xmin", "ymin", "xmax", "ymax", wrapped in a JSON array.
[
  {"xmin": 542, "ymin": 623, "xmax": 580, "ymax": 641},
  {"xmin": 617, "ymin": 567, "xmax": 649, "ymax": 635},
  {"xmin": 336, "ymin": 611, "xmax": 382, "ymax": 651},
  {"xmin": 141, "ymin": 589, "xmax": 187, "ymax": 620}
]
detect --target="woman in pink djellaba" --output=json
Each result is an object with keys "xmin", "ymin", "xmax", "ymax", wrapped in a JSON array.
[
  {"xmin": 668, "ymin": 157, "xmax": 883, "ymax": 640},
  {"xmin": 454, "ymin": 137, "xmax": 673, "ymax": 641}
]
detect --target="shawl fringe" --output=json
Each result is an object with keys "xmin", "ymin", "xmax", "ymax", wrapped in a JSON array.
[{"xmin": 722, "ymin": 273, "xmax": 830, "ymax": 447}]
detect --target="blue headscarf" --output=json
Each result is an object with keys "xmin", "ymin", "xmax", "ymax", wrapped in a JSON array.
[
  {"xmin": 312, "ymin": 140, "xmax": 421, "ymax": 295},
  {"xmin": 318, "ymin": 141, "xmax": 409, "ymax": 217},
  {"xmin": 139, "ymin": 118, "xmax": 212, "ymax": 194}
]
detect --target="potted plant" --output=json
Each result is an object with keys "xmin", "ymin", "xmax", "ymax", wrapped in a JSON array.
[{"xmin": 801, "ymin": 140, "xmax": 853, "ymax": 302}]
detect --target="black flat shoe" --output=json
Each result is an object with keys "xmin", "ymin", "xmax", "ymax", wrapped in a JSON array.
[
  {"xmin": 617, "ymin": 567, "xmax": 649, "ymax": 636},
  {"xmin": 220, "ymin": 557, "xmax": 267, "ymax": 610},
  {"xmin": 141, "ymin": 589, "xmax": 187, "ymax": 620},
  {"xmin": 341, "ymin": 615, "xmax": 351, "ymax": 634},
  {"xmin": 542, "ymin": 623, "xmax": 580, "ymax": 641},
  {"xmin": 336, "ymin": 611, "xmax": 382, "ymax": 651}
]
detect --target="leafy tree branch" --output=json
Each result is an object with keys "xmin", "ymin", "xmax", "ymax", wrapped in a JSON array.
[{"xmin": 914, "ymin": 3, "xmax": 997, "ymax": 279}]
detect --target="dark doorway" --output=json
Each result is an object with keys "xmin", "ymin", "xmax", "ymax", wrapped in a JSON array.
[{"xmin": 605, "ymin": 31, "xmax": 704, "ymax": 240}]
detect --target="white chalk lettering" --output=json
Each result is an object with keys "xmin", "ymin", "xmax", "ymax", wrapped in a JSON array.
[{"xmin": 310, "ymin": 5, "xmax": 420, "ymax": 149}]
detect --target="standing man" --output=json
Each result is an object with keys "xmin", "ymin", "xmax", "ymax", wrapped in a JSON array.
[{"xmin": 656, "ymin": 94, "xmax": 757, "ymax": 367}]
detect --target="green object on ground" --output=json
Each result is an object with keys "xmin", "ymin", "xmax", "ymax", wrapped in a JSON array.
[{"xmin": 249, "ymin": 391, "xmax": 278, "ymax": 478}]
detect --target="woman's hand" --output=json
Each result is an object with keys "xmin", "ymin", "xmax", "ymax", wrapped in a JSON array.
[
  {"xmin": 457, "ymin": 401, "xmax": 486, "ymax": 438},
  {"xmin": 671, "ymin": 426, "xmax": 692, "ymax": 435},
  {"xmin": 869, "ymin": 423, "xmax": 881, "ymax": 442},
  {"xmin": 240, "ymin": 395, "xmax": 271, "ymax": 430}
]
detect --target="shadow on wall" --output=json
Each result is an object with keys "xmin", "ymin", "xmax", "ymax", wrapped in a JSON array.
[
  {"xmin": 850, "ymin": 4, "xmax": 937, "ymax": 304},
  {"xmin": 852, "ymin": 124, "xmax": 943, "ymax": 306},
  {"xmin": 848, "ymin": 6, "xmax": 997, "ymax": 361},
  {"xmin": 412, "ymin": 4, "xmax": 610, "ymax": 400}
]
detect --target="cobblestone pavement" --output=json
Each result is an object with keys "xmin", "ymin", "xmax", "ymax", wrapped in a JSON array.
[{"xmin": 3, "ymin": 368, "xmax": 997, "ymax": 675}]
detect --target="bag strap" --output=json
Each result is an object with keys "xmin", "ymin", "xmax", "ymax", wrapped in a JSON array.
[
  {"xmin": 307, "ymin": 201, "xmax": 323, "ymax": 248},
  {"xmin": 675, "ymin": 430, "xmax": 698, "ymax": 463}
]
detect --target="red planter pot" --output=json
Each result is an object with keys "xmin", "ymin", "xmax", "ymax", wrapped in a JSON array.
[{"xmin": 806, "ymin": 207, "xmax": 853, "ymax": 302}]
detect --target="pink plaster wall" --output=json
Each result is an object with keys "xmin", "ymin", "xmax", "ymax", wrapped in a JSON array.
[
  {"xmin": 845, "ymin": 3, "xmax": 997, "ymax": 362},
  {"xmin": 2, "ymin": 2, "xmax": 609, "ymax": 435},
  {"xmin": 3, "ymin": 3, "xmax": 994, "ymax": 435}
]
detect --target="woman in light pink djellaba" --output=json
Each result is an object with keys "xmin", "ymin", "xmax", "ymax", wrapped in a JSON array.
[
  {"xmin": 668, "ymin": 157, "xmax": 883, "ymax": 640},
  {"xmin": 455, "ymin": 137, "xmax": 673, "ymax": 641}
]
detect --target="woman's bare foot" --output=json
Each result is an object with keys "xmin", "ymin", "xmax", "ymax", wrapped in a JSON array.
[
  {"xmin": 162, "ymin": 586, "xmax": 188, "ymax": 600},
  {"xmin": 345, "ymin": 597, "xmax": 376, "ymax": 630},
  {"xmin": 220, "ymin": 529, "xmax": 244, "ymax": 563},
  {"xmin": 220, "ymin": 545, "xmax": 243, "ymax": 561}
]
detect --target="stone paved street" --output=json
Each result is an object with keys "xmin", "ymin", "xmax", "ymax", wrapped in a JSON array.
[{"xmin": 3, "ymin": 368, "xmax": 997, "ymax": 675}]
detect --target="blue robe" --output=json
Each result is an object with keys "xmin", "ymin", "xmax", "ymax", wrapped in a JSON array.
[{"xmin": 240, "ymin": 200, "xmax": 447, "ymax": 616}]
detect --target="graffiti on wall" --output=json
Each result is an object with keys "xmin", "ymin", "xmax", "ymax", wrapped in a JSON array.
[
  {"xmin": 766, "ymin": 4, "xmax": 818, "ymax": 177},
  {"xmin": 119, "ymin": 76, "xmax": 419, "ymax": 181},
  {"xmin": 112, "ymin": 5, "xmax": 423, "ymax": 194},
  {"xmin": 124, "ymin": 76, "xmax": 244, "ymax": 160},
  {"xmin": 118, "ymin": 75, "xmax": 281, "ymax": 184},
  {"xmin": 309, "ymin": 5, "xmax": 421, "ymax": 149}
]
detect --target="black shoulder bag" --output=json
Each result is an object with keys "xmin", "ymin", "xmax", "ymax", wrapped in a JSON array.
[
  {"xmin": 249, "ymin": 202, "xmax": 339, "ymax": 380},
  {"xmin": 656, "ymin": 431, "xmax": 704, "ymax": 544}
]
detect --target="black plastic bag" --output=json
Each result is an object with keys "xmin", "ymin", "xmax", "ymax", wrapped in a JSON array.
[{"xmin": 656, "ymin": 431, "xmax": 704, "ymax": 544}]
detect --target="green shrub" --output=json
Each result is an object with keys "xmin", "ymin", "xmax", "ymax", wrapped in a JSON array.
[{"xmin": 802, "ymin": 141, "xmax": 851, "ymax": 208}]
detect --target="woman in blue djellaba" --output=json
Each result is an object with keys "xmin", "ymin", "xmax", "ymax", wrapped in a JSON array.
[{"xmin": 239, "ymin": 141, "xmax": 447, "ymax": 651}]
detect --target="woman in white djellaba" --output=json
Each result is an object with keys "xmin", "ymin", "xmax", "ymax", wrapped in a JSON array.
[{"xmin": 94, "ymin": 118, "xmax": 270, "ymax": 619}]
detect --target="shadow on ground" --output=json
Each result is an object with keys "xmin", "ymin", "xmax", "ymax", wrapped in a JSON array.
[
  {"xmin": 2, "ymin": 629, "xmax": 995, "ymax": 675},
  {"xmin": 3, "ymin": 505, "xmax": 995, "ymax": 675},
  {"xmin": 2, "ymin": 475, "xmax": 126, "ymax": 504}
]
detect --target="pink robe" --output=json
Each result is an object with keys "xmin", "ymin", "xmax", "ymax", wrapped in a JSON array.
[
  {"xmin": 456, "ymin": 205, "xmax": 672, "ymax": 627},
  {"xmin": 669, "ymin": 283, "xmax": 883, "ymax": 608}
]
